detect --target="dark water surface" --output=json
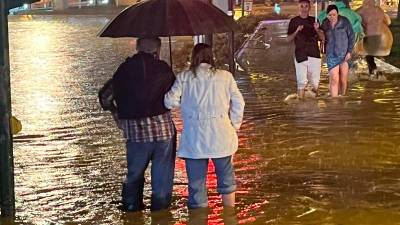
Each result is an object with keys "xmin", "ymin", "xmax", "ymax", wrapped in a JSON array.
[{"xmin": 2, "ymin": 15, "xmax": 400, "ymax": 224}]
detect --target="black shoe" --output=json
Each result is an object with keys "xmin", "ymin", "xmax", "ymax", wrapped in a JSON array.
[{"xmin": 118, "ymin": 203, "xmax": 145, "ymax": 212}]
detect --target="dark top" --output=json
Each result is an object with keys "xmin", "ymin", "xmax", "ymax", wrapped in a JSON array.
[
  {"xmin": 287, "ymin": 16, "xmax": 321, "ymax": 63},
  {"xmin": 113, "ymin": 52, "xmax": 175, "ymax": 119}
]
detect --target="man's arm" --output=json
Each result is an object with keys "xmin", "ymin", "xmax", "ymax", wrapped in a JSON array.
[
  {"xmin": 98, "ymin": 78, "xmax": 117, "ymax": 113},
  {"xmin": 286, "ymin": 25, "xmax": 303, "ymax": 42},
  {"xmin": 98, "ymin": 77, "xmax": 123, "ymax": 128}
]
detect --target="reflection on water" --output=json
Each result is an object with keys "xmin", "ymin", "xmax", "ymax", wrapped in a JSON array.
[{"xmin": 2, "ymin": 15, "xmax": 400, "ymax": 224}]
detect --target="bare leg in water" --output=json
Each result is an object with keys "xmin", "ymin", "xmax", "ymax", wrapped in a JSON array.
[
  {"xmin": 222, "ymin": 193, "xmax": 235, "ymax": 207},
  {"xmin": 339, "ymin": 61, "xmax": 349, "ymax": 96},
  {"xmin": 297, "ymin": 88, "xmax": 305, "ymax": 99},
  {"xmin": 329, "ymin": 66, "xmax": 340, "ymax": 97}
]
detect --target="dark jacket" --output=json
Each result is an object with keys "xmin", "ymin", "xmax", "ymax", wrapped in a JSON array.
[
  {"xmin": 321, "ymin": 16, "xmax": 355, "ymax": 58},
  {"xmin": 112, "ymin": 52, "xmax": 175, "ymax": 119}
]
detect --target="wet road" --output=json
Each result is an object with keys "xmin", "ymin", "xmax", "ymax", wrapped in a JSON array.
[{"xmin": 2, "ymin": 15, "xmax": 400, "ymax": 224}]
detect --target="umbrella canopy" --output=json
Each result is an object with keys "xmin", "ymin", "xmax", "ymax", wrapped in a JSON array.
[{"xmin": 99, "ymin": 0, "xmax": 239, "ymax": 38}]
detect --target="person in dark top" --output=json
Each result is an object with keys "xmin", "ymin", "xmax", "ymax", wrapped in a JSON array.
[
  {"xmin": 112, "ymin": 37, "xmax": 176, "ymax": 212},
  {"xmin": 287, "ymin": 0, "xmax": 324, "ymax": 98}
]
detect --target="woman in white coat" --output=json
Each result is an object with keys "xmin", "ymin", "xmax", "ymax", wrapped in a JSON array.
[{"xmin": 164, "ymin": 43, "xmax": 245, "ymax": 209}]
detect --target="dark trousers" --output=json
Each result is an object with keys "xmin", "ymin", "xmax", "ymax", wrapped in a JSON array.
[
  {"xmin": 366, "ymin": 55, "xmax": 377, "ymax": 74},
  {"xmin": 122, "ymin": 138, "xmax": 175, "ymax": 211}
]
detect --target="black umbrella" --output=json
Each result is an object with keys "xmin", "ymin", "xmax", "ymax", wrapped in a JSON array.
[{"xmin": 99, "ymin": 0, "xmax": 238, "ymax": 67}]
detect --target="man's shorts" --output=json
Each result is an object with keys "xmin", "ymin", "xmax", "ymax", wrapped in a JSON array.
[{"xmin": 294, "ymin": 56, "xmax": 321, "ymax": 90}]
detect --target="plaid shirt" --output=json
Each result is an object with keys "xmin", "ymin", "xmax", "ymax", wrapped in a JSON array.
[{"xmin": 119, "ymin": 111, "xmax": 175, "ymax": 143}]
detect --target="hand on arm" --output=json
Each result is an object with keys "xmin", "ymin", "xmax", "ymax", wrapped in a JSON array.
[
  {"xmin": 314, "ymin": 22, "xmax": 325, "ymax": 42},
  {"xmin": 164, "ymin": 73, "xmax": 183, "ymax": 109}
]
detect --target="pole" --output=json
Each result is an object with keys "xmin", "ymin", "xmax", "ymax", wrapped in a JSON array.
[
  {"xmin": 168, "ymin": 36, "xmax": 173, "ymax": 68},
  {"xmin": 0, "ymin": 0, "xmax": 16, "ymax": 218},
  {"xmin": 229, "ymin": 31, "xmax": 235, "ymax": 76},
  {"xmin": 205, "ymin": 0, "xmax": 214, "ymax": 47},
  {"xmin": 228, "ymin": 0, "xmax": 235, "ymax": 75},
  {"xmin": 241, "ymin": 0, "xmax": 244, "ymax": 17},
  {"xmin": 315, "ymin": 0, "xmax": 317, "ymax": 22}
]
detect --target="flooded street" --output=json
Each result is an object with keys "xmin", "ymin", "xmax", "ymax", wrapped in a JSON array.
[{"xmin": 2, "ymin": 15, "xmax": 400, "ymax": 224}]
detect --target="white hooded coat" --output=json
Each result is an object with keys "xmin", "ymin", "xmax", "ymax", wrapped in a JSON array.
[{"xmin": 164, "ymin": 63, "xmax": 245, "ymax": 159}]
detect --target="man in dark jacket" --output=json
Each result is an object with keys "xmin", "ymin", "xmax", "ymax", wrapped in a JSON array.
[{"xmin": 112, "ymin": 37, "xmax": 176, "ymax": 212}]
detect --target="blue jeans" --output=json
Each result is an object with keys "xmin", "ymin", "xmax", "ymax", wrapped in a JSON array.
[
  {"xmin": 122, "ymin": 138, "xmax": 175, "ymax": 211},
  {"xmin": 185, "ymin": 156, "xmax": 236, "ymax": 209}
]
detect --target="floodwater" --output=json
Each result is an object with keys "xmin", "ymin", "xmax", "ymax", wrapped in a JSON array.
[{"xmin": 1, "ymin": 15, "xmax": 400, "ymax": 224}]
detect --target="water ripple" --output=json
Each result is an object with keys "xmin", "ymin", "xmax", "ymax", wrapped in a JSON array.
[{"xmin": 3, "ymin": 15, "xmax": 400, "ymax": 225}]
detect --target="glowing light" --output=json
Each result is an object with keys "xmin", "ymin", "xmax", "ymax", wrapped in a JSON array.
[{"xmin": 32, "ymin": 35, "xmax": 50, "ymax": 50}]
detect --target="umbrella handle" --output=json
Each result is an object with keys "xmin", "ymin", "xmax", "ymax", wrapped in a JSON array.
[
  {"xmin": 315, "ymin": 0, "xmax": 318, "ymax": 23},
  {"xmin": 169, "ymin": 36, "xmax": 173, "ymax": 68}
]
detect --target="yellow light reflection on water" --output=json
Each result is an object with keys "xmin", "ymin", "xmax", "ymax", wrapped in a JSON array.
[
  {"xmin": 10, "ymin": 19, "xmax": 71, "ymax": 132},
  {"xmin": 31, "ymin": 34, "xmax": 51, "ymax": 50},
  {"xmin": 7, "ymin": 14, "xmax": 400, "ymax": 225},
  {"xmin": 9, "ymin": 19, "xmax": 88, "ymax": 223}
]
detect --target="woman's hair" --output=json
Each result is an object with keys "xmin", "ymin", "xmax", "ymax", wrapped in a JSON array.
[
  {"xmin": 326, "ymin": 4, "xmax": 339, "ymax": 14},
  {"xmin": 190, "ymin": 43, "xmax": 215, "ymax": 77}
]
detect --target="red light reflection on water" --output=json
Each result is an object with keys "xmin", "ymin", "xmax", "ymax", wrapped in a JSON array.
[{"xmin": 170, "ymin": 108, "xmax": 269, "ymax": 224}]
